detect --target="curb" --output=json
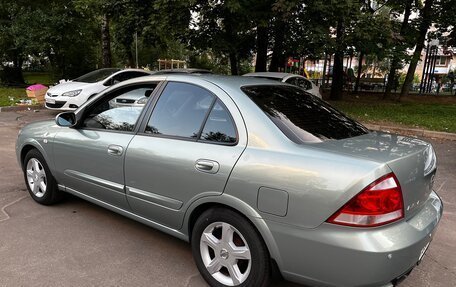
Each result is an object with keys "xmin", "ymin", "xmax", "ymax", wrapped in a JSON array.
[
  {"xmin": 0, "ymin": 105, "xmax": 45, "ymax": 112},
  {"xmin": 364, "ymin": 124, "xmax": 456, "ymax": 141}
]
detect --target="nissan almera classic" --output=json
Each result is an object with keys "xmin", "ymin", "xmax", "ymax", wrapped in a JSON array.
[{"xmin": 16, "ymin": 74, "xmax": 442, "ymax": 287}]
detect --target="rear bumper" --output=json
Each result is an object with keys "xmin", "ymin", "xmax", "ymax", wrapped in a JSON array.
[{"xmin": 268, "ymin": 190, "xmax": 443, "ymax": 287}]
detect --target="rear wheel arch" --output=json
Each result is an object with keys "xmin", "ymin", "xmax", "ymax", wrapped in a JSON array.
[{"xmin": 185, "ymin": 199, "xmax": 284, "ymax": 271}]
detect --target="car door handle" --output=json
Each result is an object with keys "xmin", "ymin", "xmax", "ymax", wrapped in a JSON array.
[
  {"xmin": 107, "ymin": 145, "xmax": 124, "ymax": 156},
  {"xmin": 195, "ymin": 159, "xmax": 220, "ymax": 174}
]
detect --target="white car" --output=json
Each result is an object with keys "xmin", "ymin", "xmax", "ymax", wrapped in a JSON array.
[
  {"xmin": 45, "ymin": 68, "xmax": 151, "ymax": 110},
  {"xmin": 108, "ymin": 86, "xmax": 156, "ymax": 108},
  {"xmin": 243, "ymin": 72, "xmax": 322, "ymax": 98}
]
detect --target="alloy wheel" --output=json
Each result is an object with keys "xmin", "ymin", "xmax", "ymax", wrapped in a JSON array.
[
  {"xmin": 200, "ymin": 221, "xmax": 252, "ymax": 286},
  {"xmin": 26, "ymin": 158, "xmax": 47, "ymax": 198}
]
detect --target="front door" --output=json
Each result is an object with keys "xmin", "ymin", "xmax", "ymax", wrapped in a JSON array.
[
  {"xmin": 53, "ymin": 84, "xmax": 157, "ymax": 209},
  {"xmin": 124, "ymin": 81, "xmax": 246, "ymax": 229}
]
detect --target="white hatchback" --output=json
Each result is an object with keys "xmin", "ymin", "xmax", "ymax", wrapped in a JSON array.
[
  {"xmin": 243, "ymin": 72, "xmax": 322, "ymax": 98},
  {"xmin": 45, "ymin": 68, "xmax": 151, "ymax": 110}
]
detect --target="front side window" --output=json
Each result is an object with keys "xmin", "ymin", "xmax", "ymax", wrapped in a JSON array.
[
  {"xmin": 73, "ymin": 68, "xmax": 121, "ymax": 83},
  {"xmin": 242, "ymin": 85, "xmax": 368, "ymax": 143},
  {"xmin": 82, "ymin": 85, "xmax": 154, "ymax": 132},
  {"xmin": 109, "ymin": 71, "xmax": 149, "ymax": 86},
  {"xmin": 145, "ymin": 82, "xmax": 215, "ymax": 138}
]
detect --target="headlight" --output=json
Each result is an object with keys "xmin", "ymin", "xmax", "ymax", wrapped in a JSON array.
[
  {"xmin": 137, "ymin": 97, "xmax": 148, "ymax": 105},
  {"xmin": 62, "ymin": 89, "xmax": 82, "ymax": 97}
]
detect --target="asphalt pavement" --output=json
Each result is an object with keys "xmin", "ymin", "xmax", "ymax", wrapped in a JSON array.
[{"xmin": 0, "ymin": 109, "xmax": 454, "ymax": 287}]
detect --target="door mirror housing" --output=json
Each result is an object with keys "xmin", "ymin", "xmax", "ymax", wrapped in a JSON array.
[{"xmin": 55, "ymin": 112, "xmax": 77, "ymax": 127}]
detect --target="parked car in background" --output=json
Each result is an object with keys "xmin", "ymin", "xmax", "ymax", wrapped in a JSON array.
[
  {"xmin": 108, "ymin": 86, "xmax": 156, "ymax": 108},
  {"xmin": 109, "ymin": 70, "xmax": 213, "ymax": 108},
  {"xmin": 45, "ymin": 68, "xmax": 151, "ymax": 111},
  {"xmin": 18, "ymin": 75, "xmax": 442, "ymax": 287},
  {"xmin": 243, "ymin": 72, "xmax": 322, "ymax": 98},
  {"xmin": 153, "ymin": 68, "xmax": 213, "ymax": 75}
]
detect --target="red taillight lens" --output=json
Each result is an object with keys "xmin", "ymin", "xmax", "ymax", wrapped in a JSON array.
[{"xmin": 327, "ymin": 173, "xmax": 404, "ymax": 227}]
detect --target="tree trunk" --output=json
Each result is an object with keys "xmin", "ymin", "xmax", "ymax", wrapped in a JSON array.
[
  {"xmin": 101, "ymin": 14, "xmax": 112, "ymax": 68},
  {"xmin": 354, "ymin": 51, "xmax": 364, "ymax": 94},
  {"xmin": 229, "ymin": 52, "xmax": 238, "ymax": 75},
  {"xmin": 255, "ymin": 25, "xmax": 268, "ymax": 72},
  {"xmin": 1, "ymin": 50, "xmax": 25, "ymax": 85},
  {"xmin": 384, "ymin": 0, "xmax": 413, "ymax": 99},
  {"xmin": 269, "ymin": 21, "xmax": 286, "ymax": 72},
  {"xmin": 330, "ymin": 19, "xmax": 345, "ymax": 101},
  {"xmin": 400, "ymin": 0, "xmax": 434, "ymax": 99}
]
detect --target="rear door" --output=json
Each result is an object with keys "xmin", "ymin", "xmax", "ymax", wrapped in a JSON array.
[{"xmin": 124, "ymin": 81, "xmax": 247, "ymax": 229}]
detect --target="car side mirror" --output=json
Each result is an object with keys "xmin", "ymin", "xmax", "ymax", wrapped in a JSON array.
[{"xmin": 55, "ymin": 112, "xmax": 77, "ymax": 127}]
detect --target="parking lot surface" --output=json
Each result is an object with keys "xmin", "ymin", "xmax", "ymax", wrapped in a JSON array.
[{"xmin": 0, "ymin": 109, "xmax": 455, "ymax": 287}]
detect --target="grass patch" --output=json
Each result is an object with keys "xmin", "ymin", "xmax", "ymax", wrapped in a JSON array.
[
  {"xmin": 0, "ymin": 72, "xmax": 53, "ymax": 107},
  {"xmin": 331, "ymin": 101, "xmax": 456, "ymax": 133},
  {"xmin": 0, "ymin": 87, "xmax": 28, "ymax": 107}
]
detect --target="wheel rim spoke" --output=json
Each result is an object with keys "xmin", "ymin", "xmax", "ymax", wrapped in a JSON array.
[
  {"xmin": 221, "ymin": 222, "xmax": 234, "ymax": 244},
  {"xmin": 201, "ymin": 232, "xmax": 219, "ymax": 250},
  {"xmin": 33, "ymin": 159, "xmax": 40, "ymax": 172},
  {"xmin": 230, "ymin": 246, "xmax": 251, "ymax": 260},
  {"xmin": 227, "ymin": 263, "xmax": 243, "ymax": 285},
  {"xmin": 32, "ymin": 181, "xmax": 40, "ymax": 194},
  {"xmin": 39, "ymin": 180, "xmax": 47, "ymax": 192},
  {"xmin": 206, "ymin": 258, "xmax": 222, "ymax": 274}
]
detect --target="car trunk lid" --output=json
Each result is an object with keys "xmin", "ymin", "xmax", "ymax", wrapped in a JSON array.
[{"xmin": 316, "ymin": 132, "xmax": 437, "ymax": 220}]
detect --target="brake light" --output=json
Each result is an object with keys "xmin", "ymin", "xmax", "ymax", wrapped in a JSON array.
[{"xmin": 327, "ymin": 173, "xmax": 403, "ymax": 227}]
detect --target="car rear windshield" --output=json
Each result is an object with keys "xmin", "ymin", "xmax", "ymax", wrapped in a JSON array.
[
  {"xmin": 73, "ymin": 68, "xmax": 121, "ymax": 83},
  {"xmin": 242, "ymin": 85, "xmax": 369, "ymax": 143}
]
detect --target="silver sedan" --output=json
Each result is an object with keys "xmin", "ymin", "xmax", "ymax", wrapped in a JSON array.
[{"xmin": 16, "ymin": 74, "xmax": 442, "ymax": 287}]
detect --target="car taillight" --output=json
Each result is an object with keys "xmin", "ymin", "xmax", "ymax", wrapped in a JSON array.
[{"xmin": 327, "ymin": 173, "xmax": 403, "ymax": 227}]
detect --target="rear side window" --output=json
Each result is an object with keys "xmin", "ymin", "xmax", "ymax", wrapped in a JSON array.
[
  {"xmin": 200, "ymin": 100, "xmax": 237, "ymax": 144},
  {"xmin": 145, "ymin": 82, "xmax": 215, "ymax": 138},
  {"xmin": 242, "ymin": 85, "xmax": 368, "ymax": 143}
]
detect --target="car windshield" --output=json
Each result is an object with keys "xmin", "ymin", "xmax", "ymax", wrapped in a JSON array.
[
  {"xmin": 242, "ymin": 85, "xmax": 369, "ymax": 143},
  {"xmin": 73, "ymin": 68, "xmax": 121, "ymax": 83}
]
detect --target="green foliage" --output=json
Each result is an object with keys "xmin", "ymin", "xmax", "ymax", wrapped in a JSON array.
[
  {"xmin": 0, "ymin": 0, "xmax": 451, "ymax": 95},
  {"xmin": 397, "ymin": 72, "xmax": 420, "ymax": 86},
  {"xmin": 23, "ymin": 72, "xmax": 54, "ymax": 86}
]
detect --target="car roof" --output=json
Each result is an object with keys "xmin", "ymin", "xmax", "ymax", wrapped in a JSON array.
[
  {"xmin": 126, "ymin": 74, "xmax": 298, "ymax": 102},
  {"xmin": 153, "ymin": 68, "xmax": 213, "ymax": 75},
  {"xmin": 116, "ymin": 68, "xmax": 152, "ymax": 74},
  {"xmin": 243, "ymin": 72, "xmax": 306, "ymax": 80}
]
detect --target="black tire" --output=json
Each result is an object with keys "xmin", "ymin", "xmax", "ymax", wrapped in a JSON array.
[
  {"xmin": 23, "ymin": 149, "xmax": 62, "ymax": 205},
  {"xmin": 191, "ymin": 207, "xmax": 270, "ymax": 287}
]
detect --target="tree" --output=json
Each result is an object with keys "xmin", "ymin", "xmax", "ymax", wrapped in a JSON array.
[
  {"xmin": 383, "ymin": 0, "xmax": 415, "ymax": 99},
  {"xmin": 0, "ymin": 0, "xmax": 99, "ymax": 83},
  {"xmin": 400, "ymin": 0, "xmax": 436, "ymax": 99},
  {"xmin": 189, "ymin": 0, "xmax": 255, "ymax": 75}
]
